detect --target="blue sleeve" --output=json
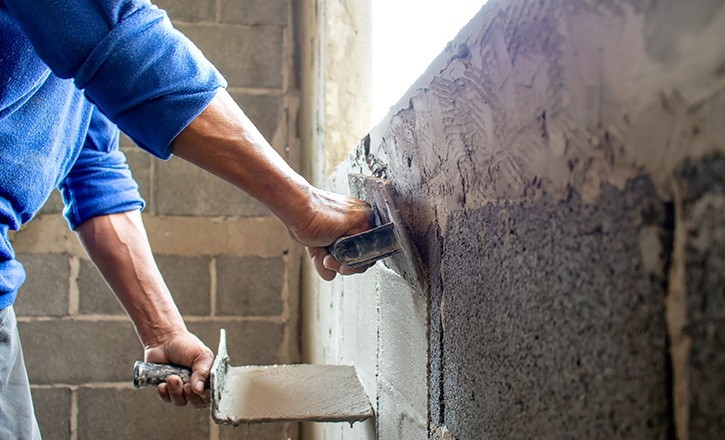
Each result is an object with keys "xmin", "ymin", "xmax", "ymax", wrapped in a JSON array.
[
  {"xmin": 59, "ymin": 106, "xmax": 145, "ymax": 230},
  {"xmin": 4, "ymin": 0, "xmax": 227, "ymax": 159}
]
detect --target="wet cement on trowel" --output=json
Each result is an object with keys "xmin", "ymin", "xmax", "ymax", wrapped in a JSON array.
[{"xmin": 214, "ymin": 364, "xmax": 373, "ymax": 424}]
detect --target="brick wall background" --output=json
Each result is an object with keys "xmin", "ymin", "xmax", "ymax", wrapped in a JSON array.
[{"xmin": 10, "ymin": 1, "xmax": 300, "ymax": 439}]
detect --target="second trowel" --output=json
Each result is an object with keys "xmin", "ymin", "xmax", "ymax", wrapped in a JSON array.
[{"xmin": 134, "ymin": 329, "xmax": 373, "ymax": 425}]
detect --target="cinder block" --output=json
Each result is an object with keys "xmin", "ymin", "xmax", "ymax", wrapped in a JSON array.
[
  {"xmin": 156, "ymin": 255, "xmax": 212, "ymax": 316},
  {"xmin": 338, "ymin": 269, "xmax": 378, "ymax": 395},
  {"xmin": 77, "ymin": 387, "xmax": 209, "ymax": 440},
  {"xmin": 401, "ymin": 413, "xmax": 427, "ymax": 440},
  {"xmin": 177, "ymin": 24, "xmax": 283, "ymax": 88},
  {"xmin": 122, "ymin": 148, "xmax": 152, "ymax": 210},
  {"xmin": 39, "ymin": 190, "xmax": 64, "ymax": 215},
  {"xmin": 216, "ymin": 256, "xmax": 284, "ymax": 317},
  {"xmin": 377, "ymin": 389, "xmax": 399, "ymax": 440},
  {"xmin": 18, "ymin": 320, "xmax": 140, "ymax": 384},
  {"xmin": 14, "ymin": 253, "xmax": 69, "ymax": 317},
  {"xmin": 377, "ymin": 267, "xmax": 427, "ymax": 417},
  {"xmin": 155, "ymin": 0, "xmax": 215, "ymax": 23},
  {"xmin": 229, "ymin": 91, "xmax": 284, "ymax": 143},
  {"xmin": 219, "ymin": 0, "xmax": 287, "ymax": 26},
  {"xmin": 31, "ymin": 387, "xmax": 71, "ymax": 440},
  {"xmin": 154, "ymin": 156, "xmax": 270, "ymax": 217},
  {"xmin": 219, "ymin": 422, "xmax": 289, "ymax": 440},
  {"xmin": 77, "ymin": 258, "xmax": 123, "ymax": 315},
  {"xmin": 78, "ymin": 255, "xmax": 212, "ymax": 316},
  {"xmin": 187, "ymin": 320, "xmax": 286, "ymax": 366}
]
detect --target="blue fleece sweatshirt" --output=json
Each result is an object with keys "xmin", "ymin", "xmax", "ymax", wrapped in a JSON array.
[{"xmin": 0, "ymin": 0, "xmax": 227, "ymax": 309}]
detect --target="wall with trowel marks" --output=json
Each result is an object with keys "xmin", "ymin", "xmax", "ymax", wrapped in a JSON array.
[{"xmin": 305, "ymin": 0, "xmax": 725, "ymax": 439}]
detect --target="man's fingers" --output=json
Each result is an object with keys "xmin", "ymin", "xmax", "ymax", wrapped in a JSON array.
[
  {"xmin": 157, "ymin": 383, "xmax": 171, "ymax": 403},
  {"xmin": 307, "ymin": 248, "xmax": 337, "ymax": 281},
  {"xmin": 166, "ymin": 376, "xmax": 188, "ymax": 407},
  {"xmin": 190, "ymin": 351, "xmax": 214, "ymax": 395},
  {"xmin": 322, "ymin": 254, "xmax": 342, "ymax": 273},
  {"xmin": 183, "ymin": 383, "xmax": 209, "ymax": 409}
]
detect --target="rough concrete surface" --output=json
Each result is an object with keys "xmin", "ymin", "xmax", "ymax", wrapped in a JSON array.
[
  {"xmin": 433, "ymin": 178, "xmax": 671, "ymax": 438},
  {"xmin": 328, "ymin": 0, "xmax": 725, "ymax": 438}
]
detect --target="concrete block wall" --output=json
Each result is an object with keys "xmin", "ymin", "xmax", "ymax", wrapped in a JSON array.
[
  {"xmin": 10, "ymin": 1, "xmax": 299, "ymax": 439},
  {"xmin": 304, "ymin": 0, "xmax": 725, "ymax": 439}
]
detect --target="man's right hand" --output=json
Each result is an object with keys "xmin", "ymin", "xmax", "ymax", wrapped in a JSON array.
[
  {"xmin": 286, "ymin": 188, "xmax": 376, "ymax": 281},
  {"xmin": 143, "ymin": 330, "xmax": 214, "ymax": 409}
]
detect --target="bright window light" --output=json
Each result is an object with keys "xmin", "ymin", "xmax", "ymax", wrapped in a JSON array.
[{"xmin": 372, "ymin": 0, "xmax": 486, "ymax": 122}]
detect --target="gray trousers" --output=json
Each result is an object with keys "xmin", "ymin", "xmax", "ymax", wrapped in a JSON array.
[{"xmin": 0, "ymin": 306, "xmax": 41, "ymax": 439}]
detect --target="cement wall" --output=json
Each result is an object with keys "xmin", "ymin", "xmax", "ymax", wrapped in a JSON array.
[
  {"xmin": 10, "ymin": 1, "xmax": 300, "ymax": 439},
  {"xmin": 306, "ymin": 0, "xmax": 725, "ymax": 439}
]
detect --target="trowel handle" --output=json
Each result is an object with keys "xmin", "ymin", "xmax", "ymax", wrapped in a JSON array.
[
  {"xmin": 133, "ymin": 361, "xmax": 191, "ymax": 388},
  {"xmin": 327, "ymin": 222, "xmax": 401, "ymax": 268}
]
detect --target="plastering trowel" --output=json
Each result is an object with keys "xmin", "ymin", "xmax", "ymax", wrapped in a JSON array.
[
  {"xmin": 327, "ymin": 174, "xmax": 423, "ymax": 290},
  {"xmin": 134, "ymin": 329, "xmax": 373, "ymax": 424}
]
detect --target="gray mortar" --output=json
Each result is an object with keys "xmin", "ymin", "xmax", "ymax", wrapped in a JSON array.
[{"xmin": 430, "ymin": 177, "xmax": 672, "ymax": 439}]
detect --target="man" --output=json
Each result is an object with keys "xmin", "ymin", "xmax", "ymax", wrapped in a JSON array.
[{"xmin": 0, "ymin": 0, "xmax": 373, "ymax": 437}]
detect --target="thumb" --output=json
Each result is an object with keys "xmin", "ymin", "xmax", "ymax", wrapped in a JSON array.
[{"xmin": 190, "ymin": 350, "xmax": 214, "ymax": 395}]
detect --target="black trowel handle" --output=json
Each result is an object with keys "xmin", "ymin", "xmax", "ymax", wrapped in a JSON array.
[
  {"xmin": 133, "ymin": 361, "xmax": 191, "ymax": 388},
  {"xmin": 327, "ymin": 222, "xmax": 402, "ymax": 268}
]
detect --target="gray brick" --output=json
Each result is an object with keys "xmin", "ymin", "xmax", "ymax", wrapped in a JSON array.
[
  {"xmin": 156, "ymin": 254, "xmax": 211, "ymax": 316},
  {"xmin": 187, "ymin": 320, "xmax": 285, "ymax": 365},
  {"xmin": 219, "ymin": 422, "xmax": 289, "ymax": 440},
  {"xmin": 216, "ymin": 256, "xmax": 284, "ymax": 317},
  {"xmin": 155, "ymin": 0, "xmax": 215, "ymax": 23},
  {"xmin": 123, "ymin": 148, "xmax": 152, "ymax": 210},
  {"xmin": 19, "ymin": 320, "xmax": 140, "ymax": 384},
  {"xmin": 177, "ymin": 24, "xmax": 283, "ymax": 88},
  {"xmin": 154, "ymin": 156, "xmax": 270, "ymax": 217},
  {"xmin": 219, "ymin": 0, "xmax": 287, "ymax": 26},
  {"xmin": 78, "ymin": 256, "xmax": 212, "ymax": 316},
  {"xmin": 77, "ymin": 387, "xmax": 209, "ymax": 440},
  {"xmin": 77, "ymin": 258, "xmax": 123, "ymax": 315},
  {"xmin": 377, "ymin": 268, "xmax": 426, "ymax": 415},
  {"xmin": 229, "ymin": 91, "xmax": 284, "ymax": 142},
  {"xmin": 14, "ymin": 253, "xmax": 69, "ymax": 317},
  {"xmin": 39, "ymin": 189, "xmax": 64, "ymax": 215},
  {"xmin": 31, "ymin": 387, "xmax": 71, "ymax": 440}
]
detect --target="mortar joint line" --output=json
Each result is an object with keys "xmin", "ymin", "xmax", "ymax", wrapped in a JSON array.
[
  {"xmin": 68, "ymin": 256, "xmax": 80, "ymax": 316},
  {"xmin": 210, "ymin": 256, "xmax": 217, "ymax": 317},
  {"xmin": 70, "ymin": 387, "xmax": 78, "ymax": 440}
]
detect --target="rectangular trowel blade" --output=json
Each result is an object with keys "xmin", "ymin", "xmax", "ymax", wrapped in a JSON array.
[{"xmin": 211, "ymin": 329, "xmax": 373, "ymax": 425}]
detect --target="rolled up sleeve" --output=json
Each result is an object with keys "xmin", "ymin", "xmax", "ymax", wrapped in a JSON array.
[{"xmin": 59, "ymin": 107, "xmax": 145, "ymax": 230}]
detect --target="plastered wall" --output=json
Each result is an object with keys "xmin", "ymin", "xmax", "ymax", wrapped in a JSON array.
[
  {"xmin": 305, "ymin": 0, "xmax": 725, "ymax": 439},
  {"xmin": 10, "ymin": 1, "xmax": 300, "ymax": 439}
]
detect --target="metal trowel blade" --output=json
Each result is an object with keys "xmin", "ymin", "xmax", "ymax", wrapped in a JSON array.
[{"xmin": 211, "ymin": 329, "xmax": 373, "ymax": 425}]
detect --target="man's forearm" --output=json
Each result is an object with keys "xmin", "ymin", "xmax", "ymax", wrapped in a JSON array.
[
  {"xmin": 172, "ymin": 89, "xmax": 313, "ymax": 234},
  {"xmin": 75, "ymin": 210, "xmax": 186, "ymax": 347}
]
